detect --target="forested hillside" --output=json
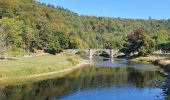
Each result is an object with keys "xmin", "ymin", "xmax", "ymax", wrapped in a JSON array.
[{"xmin": 0, "ymin": 0, "xmax": 170, "ymax": 54}]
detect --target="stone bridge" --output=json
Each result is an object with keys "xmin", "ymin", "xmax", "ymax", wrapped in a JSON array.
[{"xmin": 66, "ymin": 49, "xmax": 120, "ymax": 58}]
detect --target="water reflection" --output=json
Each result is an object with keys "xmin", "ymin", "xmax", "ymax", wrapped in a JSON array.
[
  {"xmin": 0, "ymin": 58, "xmax": 166, "ymax": 100},
  {"xmin": 95, "ymin": 58, "xmax": 158, "ymax": 71}
]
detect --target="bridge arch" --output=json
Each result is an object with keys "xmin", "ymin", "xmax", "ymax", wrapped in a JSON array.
[
  {"xmin": 74, "ymin": 50, "xmax": 90, "ymax": 58},
  {"xmin": 90, "ymin": 49, "xmax": 111, "ymax": 58},
  {"xmin": 66, "ymin": 49, "xmax": 119, "ymax": 58}
]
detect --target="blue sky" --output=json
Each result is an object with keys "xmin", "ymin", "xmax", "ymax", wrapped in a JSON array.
[{"xmin": 38, "ymin": 0, "xmax": 170, "ymax": 19}]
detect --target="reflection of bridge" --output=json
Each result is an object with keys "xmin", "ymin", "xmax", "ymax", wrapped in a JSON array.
[{"xmin": 66, "ymin": 49, "xmax": 120, "ymax": 58}]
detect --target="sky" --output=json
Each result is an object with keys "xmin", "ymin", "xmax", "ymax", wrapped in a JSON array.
[{"xmin": 37, "ymin": 0, "xmax": 170, "ymax": 19}]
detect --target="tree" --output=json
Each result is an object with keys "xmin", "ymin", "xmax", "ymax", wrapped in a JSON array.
[
  {"xmin": 0, "ymin": 27, "xmax": 7, "ymax": 54},
  {"xmin": 69, "ymin": 35, "xmax": 85, "ymax": 49},
  {"xmin": 103, "ymin": 34, "xmax": 125, "ymax": 49},
  {"xmin": 56, "ymin": 31, "xmax": 69, "ymax": 49},
  {"xmin": 160, "ymin": 30, "xmax": 169, "ymax": 41},
  {"xmin": 124, "ymin": 28, "xmax": 155, "ymax": 56},
  {"xmin": 138, "ymin": 33, "xmax": 155, "ymax": 56},
  {"xmin": 38, "ymin": 29, "xmax": 52, "ymax": 50},
  {"xmin": 153, "ymin": 29, "xmax": 169, "ymax": 45},
  {"xmin": 22, "ymin": 27, "xmax": 35, "ymax": 52},
  {"xmin": 0, "ymin": 17, "xmax": 24, "ymax": 51},
  {"xmin": 103, "ymin": 40, "xmax": 114, "ymax": 49},
  {"xmin": 156, "ymin": 42, "xmax": 170, "ymax": 52},
  {"xmin": 48, "ymin": 33, "xmax": 61, "ymax": 54},
  {"xmin": 102, "ymin": 33, "xmax": 114, "ymax": 49}
]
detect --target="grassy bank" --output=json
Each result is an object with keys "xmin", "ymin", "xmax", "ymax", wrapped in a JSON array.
[
  {"xmin": 131, "ymin": 56, "xmax": 163, "ymax": 63},
  {"xmin": 0, "ymin": 52, "xmax": 88, "ymax": 85},
  {"xmin": 131, "ymin": 55, "xmax": 170, "ymax": 71}
]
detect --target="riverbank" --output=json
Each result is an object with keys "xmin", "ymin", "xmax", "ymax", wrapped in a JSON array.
[
  {"xmin": 0, "ymin": 52, "xmax": 90, "ymax": 86},
  {"xmin": 131, "ymin": 55, "xmax": 170, "ymax": 71}
]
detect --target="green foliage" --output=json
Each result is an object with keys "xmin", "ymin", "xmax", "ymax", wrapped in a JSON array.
[
  {"xmin": 57, "ymin": 31, "xmax": 69, "ymax": 49},
  {"xmin": 0, "ymin": 0, "xmax": 170, "ymax": 54},
  {"xmin": 69, "ymin": 36, "xmax": 80, "ymax": 49},
  {"xmin": 156, "ymin": 42, "xmax": 170, "ymax": 51},
  {"xmin": 21, "ymin": 26, "xmax": 36, "ymax": 52},
  {"xmin": 103, "ymin": 33, "xmax": 125, "ymax": 49},
  {"xmin": 138, "ymin": 33, "xmax": 155, "ymax": 56},
  {"xmin": 153, "ymin": 29, "xmax": 169, "ymax": 45},
  {"xmin": 124, "ymin": 28, "xmax": 155, "ymax": 56},
  {"xmin": 103, "ymin": 40, "xmax": 114, "ymax": 49},
  {"xmin": 0, "ymin": 17, "xmax": 24, "ymax": 51},
  {"xmin": 48, "ymin": 33, "xmax": 61, "ymax": 54}
]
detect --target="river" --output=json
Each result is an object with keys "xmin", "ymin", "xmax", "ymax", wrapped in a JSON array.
[{"xmin": 0, "ymin": 57, "xmax": 169, "ymax": 100}]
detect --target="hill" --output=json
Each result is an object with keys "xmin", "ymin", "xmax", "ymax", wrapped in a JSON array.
[{"xmin": 0, "ymin": 0, "xmax": 170, "ymax": 54}]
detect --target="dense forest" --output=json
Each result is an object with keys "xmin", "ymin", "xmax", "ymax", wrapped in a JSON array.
[{"xmin": 0, "ymin": 0, "xmax": 170, "ymax": 54}]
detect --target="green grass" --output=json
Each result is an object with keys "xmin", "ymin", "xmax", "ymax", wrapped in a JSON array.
[
  {"xmin": 130, "ymin": 55, "xmax": 170, "ymax": 71},
  {"xmin": 131, "ymin": 55, "xmax": 170, "ymax": 63},
  {"xmin": 0, "ymin": 52, "xmax": 83, "ymax": 78},
  {"xmin": 130, "ymin": 56, "xmax": 161, "ymax": 63}
]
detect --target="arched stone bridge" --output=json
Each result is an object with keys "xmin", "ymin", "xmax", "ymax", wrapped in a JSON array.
[{"xmin": 66, "ymin": 49, "xmax": 120, "ymax": 58}]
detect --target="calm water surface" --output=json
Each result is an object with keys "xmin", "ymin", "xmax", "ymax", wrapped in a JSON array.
[{"xmin": 0, "ymin": 57, "xmax": 168, "ymax": 100}]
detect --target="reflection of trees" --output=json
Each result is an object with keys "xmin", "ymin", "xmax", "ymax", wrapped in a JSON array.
[
  {"xmin": 127, "ymin": 68, "xmax": 163, "ymax": 88},
  {"xmin": 0, "ymin": 66, "xmax": 164, "ymax": 100}
]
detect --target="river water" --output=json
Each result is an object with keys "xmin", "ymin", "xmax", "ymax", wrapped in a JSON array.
[{"xmin": 0, "ymin": 57, "xmax": 168, "ymax": 100}]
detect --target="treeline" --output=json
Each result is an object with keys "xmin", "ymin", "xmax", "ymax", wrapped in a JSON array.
[{"xmin": 0, "ymin": 0, "xmax": 170, "ymax": 54}]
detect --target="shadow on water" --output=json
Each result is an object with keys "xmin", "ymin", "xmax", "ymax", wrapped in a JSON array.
[{"xmin": 0, "ymin": 57, "xmax": 168, "ymax": 100}]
